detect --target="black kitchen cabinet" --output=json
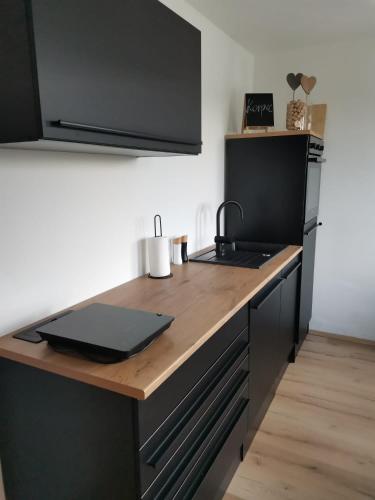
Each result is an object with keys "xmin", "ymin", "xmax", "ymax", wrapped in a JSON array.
[
  {"xmin": 0, "ymin": 0, "xmax": 201, "ymax": 156},
  {"xmin": 0, "ymin": 306, "xmax": 249, "ymax": 500},
  {"xmin": 247, "ymin": 257, "xmax": 300, "ymax": 447},
  {"xmin": 225, "ymin": 134, "xmax": 323, "ymax": 245},
  {"xmin": 0, "ymin": 258, "xmax": 301, "ymax": 499},
  {"xmin": 0, "ymin": 359, "xmax": 140, "ymax": 500},
  {"xmin": 280, "ymin": 259, "xmax": 301, "ymax": 362},
  {"xmin": 225, "ymin": 136, "xmax": 308, "ymax": 244},
  {"xmin": 248, "ymin": 278, "xmax": 282, "ymax": 443},
  {"xmin": 298, "ymin": 219, "xmax": 319, "ymax": 347},
  {"xmin": 225, "ymin": 133, "xmax": 324, "ymax": 352}
]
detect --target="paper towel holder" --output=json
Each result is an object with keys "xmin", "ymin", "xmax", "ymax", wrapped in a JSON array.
[
  {"xmin": 154, "ymin": 214, "xmax": 163, "ymax": 238},
  {"xmin": 148, "ymin": 214, "xmax": 173, "ymax": 280}
]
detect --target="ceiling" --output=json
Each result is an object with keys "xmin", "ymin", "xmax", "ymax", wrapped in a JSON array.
[{"xmin": 186, "ymin": 0, "xmax": 375, "ymax": 52}]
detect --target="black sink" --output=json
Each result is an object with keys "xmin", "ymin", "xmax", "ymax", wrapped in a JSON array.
[{"xmin": 190, "ymin": 242, "xmax": 287, "ymax": 269}]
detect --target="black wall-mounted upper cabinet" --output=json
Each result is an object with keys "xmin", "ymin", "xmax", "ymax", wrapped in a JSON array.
[{"xmin": 0, "ymin": 0, "xmax": 202, "ymax": 156}]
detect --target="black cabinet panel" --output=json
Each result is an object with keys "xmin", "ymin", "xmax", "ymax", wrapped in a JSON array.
[
  {"xmin": 189, "ymin": 399, "xmax": 248, "ymax": 500},
  {"xmin": 0, "ymin": 0, "xmax": 201, "ymax": 155},
  {"xmin": 0, "ymin": 0, "xmax": 41, "ymax": 142},
  {"xmin": 225, "ymin": 134, "xmax": 324, "ymax": 356},
  {"xmin": 299, "ymin": 219, "xmax": 319, "ymax": 346},
  {"xmin": 246, "ymin": 263, "xmax": 300, "ymax": 451},
  {"xmin": 0, "ymin": 359, "xmax": 138, "ymax": 500},
  {"xmin": 32, "ymin": 0, "xmax": 201, "ymax": 146},
  {"xmin": 280, "ymin": 259, "xmax": 301, "ymax": 362},
  {"xmin": 225, "ymin": 136, "xmax": 308, "ymax": 244},
  {"xmin": 248, "ymin": 278, "xmax": 282, "ymax": 437}
]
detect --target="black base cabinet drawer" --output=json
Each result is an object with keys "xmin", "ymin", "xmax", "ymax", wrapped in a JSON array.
[
  {"xmin": 137, "ymin": 305, "xmax": 248, "ymax": 446},
  {"xmin": 142, "ymin": 371, "xmax": 249, "ymax": 498},
  {"xmin": 185, "ymin": 397, "xmax": 248, "ymax": 500},
  {"xmin": 139, "ymin": 337, "xmax": 249, "ymax": 493},
  {"xmin": 143, "ymin": 385, "xmax": 249, "ymax": 500}
]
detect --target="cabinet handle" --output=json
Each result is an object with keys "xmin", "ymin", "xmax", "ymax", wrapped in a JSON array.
[
  {"xmin": 176, "ymin": 398, "xmax": 249, "ymax": 499},
  {"xmin": 152, "ymin": 394, "xmax": 249, "ymax": 500},
  {"xmin": 145, "ymin": 344, "xmax": 248, "ymax": 467},
  {"xmin": 53, "ymin": 120, "xmax": 202, "ymax": 146},
  {"xmin": 281, "ymin": 262, "xmax": 301, "ymax": 281},
  {"xmin": 150, "ymin": 385, "xmax": 249, "ymax": 500},
  {"xmin": 251, "ymin": 279, "xmax": 283, "ymax": 311},
  {"xmin": 304, "ymin": 222, "xmax": 322, "ymax": 236}
]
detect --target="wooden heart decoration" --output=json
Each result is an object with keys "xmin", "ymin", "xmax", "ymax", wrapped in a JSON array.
[
  {"xmin": 301, "ymin": 75, "xmax": 317, "ymax": 95},
  {"xmin": 286, "ymin": 73, "xmax": 303, "ymax": 91}
]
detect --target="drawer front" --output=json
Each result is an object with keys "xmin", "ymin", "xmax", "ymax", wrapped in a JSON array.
[
  {"xmin": 190, "ymin": 399, "xmax": 248, "ymax": 500},
  {"xmin": 140, "ymin": 341, "xmax": 248, "ymax": 494},
  {"xmin": 173, "ymin": 388, "xmax": 248, "ymax": 500},
  {"xmin": 249, "ymin": 277, "xmax": 282, "ymax": 436},
  {"xmin": 142, "ymin": 377, "xmax": 249, "ymax": 499},
  {"xmin": 280, "ymin": 255, "xmax": 301, "ymax": 280},
  {"xmin": 280, "ymin": 260, "xmax": 301, "ymax": 359},
  {"xmin": 137, "ymin": 304, "xmax": 248, "ymax": 446}
]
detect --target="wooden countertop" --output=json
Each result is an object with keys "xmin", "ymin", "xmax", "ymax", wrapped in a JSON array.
[
  {"xmin": 0, "ymin": 245, "xmax": 302, "ymax": 400},
  {"xmin": 225, "ymin": 130, "xmax": 323, "ymax": 140}
]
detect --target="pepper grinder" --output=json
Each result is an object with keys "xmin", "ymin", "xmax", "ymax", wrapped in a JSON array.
[{"xmin": 181, "ymin": 235, "xmax": 188, "ymax": 263}]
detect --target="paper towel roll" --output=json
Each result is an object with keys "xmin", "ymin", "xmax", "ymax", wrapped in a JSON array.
[{"xmin": 148, "ymin": 237, "xmax": 171, "ymax": 278}]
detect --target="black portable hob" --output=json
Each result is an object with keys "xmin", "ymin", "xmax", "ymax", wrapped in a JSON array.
[{"xmin": 36, "ymin": 303, "xmax": 174, "ymax": 363}]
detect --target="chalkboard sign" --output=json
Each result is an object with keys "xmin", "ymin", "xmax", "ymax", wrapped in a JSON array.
[{"xmin": 242, "ymin": 93, "xmax": 274, "ymax": 129}]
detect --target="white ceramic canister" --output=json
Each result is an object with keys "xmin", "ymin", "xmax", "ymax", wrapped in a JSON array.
[{"xmin": 172, "ymin": 237, "xmax": 183, "ymax": 265}]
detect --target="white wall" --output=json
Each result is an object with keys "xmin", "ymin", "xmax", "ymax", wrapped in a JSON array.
[
  {"xmin": 0, "ymin": 0, "xmax": 254, "ymax": 337},
  {"xmin": 254, "ymin": 38, "xmax": 375, "ymax": 341}
]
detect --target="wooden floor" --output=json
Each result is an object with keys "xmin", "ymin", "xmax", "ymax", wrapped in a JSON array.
[{"xmin": 224, "ymin": 332, "xmax": 375, "ymax": 500}]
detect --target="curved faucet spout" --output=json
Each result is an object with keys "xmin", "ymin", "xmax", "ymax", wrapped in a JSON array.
[{"xmin": 215, "ymin": 200, "xmax": 244, "ymax": 256}]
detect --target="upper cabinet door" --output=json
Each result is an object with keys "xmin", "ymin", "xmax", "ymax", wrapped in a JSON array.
[{"xmin": 30, "ymin": 0, "xmax": 201, "ymax": 153}]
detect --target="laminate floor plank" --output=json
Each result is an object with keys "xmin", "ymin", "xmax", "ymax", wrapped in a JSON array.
[{"xmin": 224, "ymin": 332, "xmax": 375, "ymax": 500}]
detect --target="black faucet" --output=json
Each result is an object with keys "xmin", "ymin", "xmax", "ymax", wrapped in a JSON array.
[{"xmin": 215, "ymin": 200, "xmax": 244, "ymax": 256}]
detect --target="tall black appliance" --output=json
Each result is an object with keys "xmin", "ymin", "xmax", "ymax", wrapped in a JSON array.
[{"xmin": 225, "ymin": 132, "xmax": 324, "ymax": 348}]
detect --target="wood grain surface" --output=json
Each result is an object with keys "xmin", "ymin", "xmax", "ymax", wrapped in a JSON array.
[
  {"xmin": 307, "ymin": 104, "xmax": 327, "ymax": 139},
  {"xmin": 225, "ymin": 130, "xmax": 323, "ymax": 140},
  {"xmin": 0, "ymin": 246, "xmax": 301, "ymax": 400},
  {"xmin": 225, "ymin": 332, "xmax": 375, "ymax": 500}
]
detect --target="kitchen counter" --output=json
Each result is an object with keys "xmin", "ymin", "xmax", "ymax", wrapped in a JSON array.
[
  {"xmin": 1, "ymin": 245, "xmax": 303, "ymax": 500},
  {"xmin": 0, "ymin": 245, "xmax": 301, "ymax": 400}
]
